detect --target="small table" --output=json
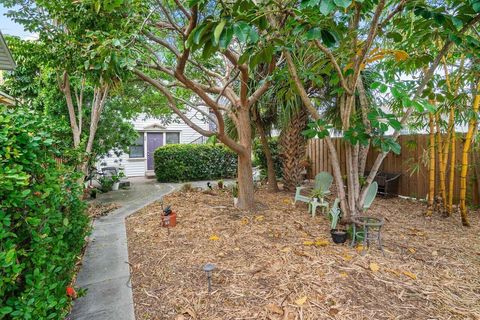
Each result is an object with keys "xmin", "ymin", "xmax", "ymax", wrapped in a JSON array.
[{"xmin": 350, "ymin": 216, "xmax": 384, "ymax": 254}]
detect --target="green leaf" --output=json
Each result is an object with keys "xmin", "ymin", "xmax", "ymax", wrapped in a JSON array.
[
  {"xmin": 214, "ymin": 19, "xmax": 226, "ymax": 45},
  {"xmin": 320, "ymin": 0, "xmax": 335, "ymax": 15},
  {"xmin": 63, "ymin": 217, "xmax": 69, "ymax": 226},
  {"xmin": 233, "ymin": 21, "xmax": 250, "ymax": 43},
  {"xmin": 321, "ymin": 29, "xmax": 337, "ymax": 47},
  {"xmin": 473, "ymin": 1, "xmax": 480, "ymax": 13},
  {"xmin": 306, "ymin": 27, "xmax": 322, "ymax": 40},
  {"xmin": 386, "ymin": 31, "xmax": 403, "ymax": 42},
  {"xmin": 219, "ymin": 26, "xmax": 233, "ymax": 49},
  {"xmin": 333, "ymin": 0, "xmax": 352, "ymax": 9},
  {"xmin": 370, "ymin": 81, "xmax": 381, "ymax": 90}
]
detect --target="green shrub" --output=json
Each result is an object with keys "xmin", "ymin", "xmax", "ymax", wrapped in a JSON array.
[
  {"xmin": 0, "ymin": 106, "xmax": 89, "ymax": 319},
  {"xmin": 253, "ymin": 138, "xmax": 283, "ymax": 179},
  {"xmin": 154, "ymin": 144, "xmax": 237, "ymax": 182}
]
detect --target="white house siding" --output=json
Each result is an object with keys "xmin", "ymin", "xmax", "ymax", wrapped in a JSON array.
[{"xmin": 98, "ymin": 108, "xmax": 210, "ymax": 177}]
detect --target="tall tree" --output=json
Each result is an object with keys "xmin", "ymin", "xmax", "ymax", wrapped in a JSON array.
[{"xmin": 133, "ymin": 0, "xmax": 286, "ymax": 209}]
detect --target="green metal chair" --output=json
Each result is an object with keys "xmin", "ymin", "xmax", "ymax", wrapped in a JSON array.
[
  {"xmin": 294, "ymin": 172, "xmax": 333, "ymax": 216},
  {"xmin": 350, "ymin": 181, "xmax": 381, "ymax": 251}
]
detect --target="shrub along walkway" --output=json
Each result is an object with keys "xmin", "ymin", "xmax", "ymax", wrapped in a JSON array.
[{"xmin": 69, "ymin": 178, "xmax": 176, "ymax": 320}]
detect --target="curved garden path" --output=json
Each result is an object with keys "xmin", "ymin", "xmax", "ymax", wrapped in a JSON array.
[{"xmin": 69, "ymin": 178, "xmax": 176, "ymax": 320}]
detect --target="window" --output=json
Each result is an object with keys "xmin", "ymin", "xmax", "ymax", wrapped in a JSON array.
[
  {"xmin": 166, "ymin": 132, "xmax": 180, "ymax": 144},
  {"xmin": 129, "ymin": 133, "xmax": 144, "ymax": 158}
]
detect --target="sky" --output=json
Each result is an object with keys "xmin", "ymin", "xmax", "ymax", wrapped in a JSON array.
[{"xmin": 0, "ymin": 4, "xmax": 36, "ymax": 39}]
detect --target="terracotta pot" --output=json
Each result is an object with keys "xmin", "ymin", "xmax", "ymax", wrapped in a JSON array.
[{"xmin": 162, "ymin": 212, "xmax": 176, "ymax": 228}]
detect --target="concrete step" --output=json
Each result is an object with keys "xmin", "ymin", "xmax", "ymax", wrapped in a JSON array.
[{"xmin": 145, "ymin": 170, "xmax": 156, "ymax": 179}]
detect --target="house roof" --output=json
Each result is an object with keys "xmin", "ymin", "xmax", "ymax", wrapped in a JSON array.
[{"xmin": 0, "ymin": 31, "xmax": 16, "ymax": 71}]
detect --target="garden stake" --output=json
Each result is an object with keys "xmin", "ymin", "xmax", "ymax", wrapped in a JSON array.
[{"xmin": 203, "ymin": 263, "xmax": 216, "ymax": 293}]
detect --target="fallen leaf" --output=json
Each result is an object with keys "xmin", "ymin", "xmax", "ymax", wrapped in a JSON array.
[
  {"xmin": 282, "ymin": 198, "xmax": 291, "ymax": 204},
  {"xmin": 408, "ymin": 248, "xmax": 416, "ymax": 254},
  {"xmin": 295, "ymin": 296, "xmax": 307, "ymax": 306},
  {"xmin": 402, "ymin": 271, "xmax": 417, "ymax": 280},
  {"xmin": 343, "ymin": 254, "xmax": 353, "ymax": 261},
  {"xmin": 266, "ymin": 303, "xmax": 283, "ymax": 315},
  {"xmin": 209, "ymin": 234, "xmax": 219, "ymax": 241},
  {"xmin": 280, "ymin": 247, "xmax": 291, "ymax": 253},
  {"xmin": 339, "ymin": 272, "xmax": 348, "ymax": 278},
  {"xmin": 255, "ymin": 215, "xmax": 265, "ymax": 222},
  {"xmin": 356, "ymin": 245, "xmax": 364, "ymax": 252},
  {"xmin": 240, "ymin": 217, "xmax": 249, "ymax": 225},
  {"xmin": 385, "ymin": 268, "xmax": 400, "ymax": 276},
  {"xmin": 328, "ymin": 308, "xmax": 339, "ymax": 316},
  {"xmin": 303, "ymin": 241, "xmax": 315, "ymax": 246},
  {"xmin": 314, "ymin": 239, "xmax": 329, "ymax": 247},
  {"xmin": 369, "ymin": 262, "xmax": 380, "ymax": 272}
]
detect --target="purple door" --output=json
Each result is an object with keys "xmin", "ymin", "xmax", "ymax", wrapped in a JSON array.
[{"xmin": 147, "ymin": 133, "xmax": 163, "ymax": 170}]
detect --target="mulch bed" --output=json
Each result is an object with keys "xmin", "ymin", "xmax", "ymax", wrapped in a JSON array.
[{"xmin": 126, "ymin": 187, "xmax": 480, "ymax": 320}]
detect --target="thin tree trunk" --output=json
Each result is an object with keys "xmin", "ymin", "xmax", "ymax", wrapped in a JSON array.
[
  {"xmin": 435, "ymin": 113, "xmax": 447, "ymax": 211},
  {"xmin": 426, "ymin": 112, "xmax": 436, "ymax": 216},
  {"xmin": 459, "ymin": 80, "xmax": 480, "ymax": 226},
  {"xmin": 448, "ymin": 117, "xmax": 456, "ymax": 215},
  {"xmin": 254, "ymin": 117, "xmax": 279, "ymax": 192}
]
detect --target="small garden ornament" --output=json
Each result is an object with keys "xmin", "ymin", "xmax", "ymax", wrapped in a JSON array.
[{"xmin": 203, "ymin": 263, "xmax": 216, "ymax": 293}]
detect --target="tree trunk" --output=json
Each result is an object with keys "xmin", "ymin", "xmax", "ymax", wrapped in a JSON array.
[
  {"xmin": 426, "ymin": 112, "xmax": 436, "ymax": 216},
  {"xmin": 435, "ymin": 113, "xmax": 447, "ymax": 210},
  {"xmin": 253, "ymin": 109, "xmax": 279, "ymax": 192},
  {"xmin": 280, "ymin": 107, "xmax": 308, "ymax": 191},
  {"xmin": 459, "ymin": 80, "xmax": 480, "ymax": 226},
  {"xmin": 236, "ymin": 107, "xmax": 255, "ymax": 210}
]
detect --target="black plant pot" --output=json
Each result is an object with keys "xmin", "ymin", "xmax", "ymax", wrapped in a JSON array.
[{"xmin": 330, "ymin": 229, "xmax": 348, "ymax": 244}]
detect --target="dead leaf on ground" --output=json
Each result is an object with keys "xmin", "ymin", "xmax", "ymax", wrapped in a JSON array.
[
  {"xmin": 370, "ymin": 262, "xmax": 380, "ymax": 272},
  {"xmin": 329, "ymin": 308, "xmax": 340, "ymax": 316},
  {"xmin": 209, "ymin": 234, "xmax": 220, "ymax": 241},
  {"xmin": 402, "ymin": 271, "xmax": 417, "ymax": 280},
  {"xmin": 266, "ymin": 303, "xmax": 284, "ymax": 315},
  {"xmin": 295, "ymin": 296, "xmax": 307, "ymax": 306}
]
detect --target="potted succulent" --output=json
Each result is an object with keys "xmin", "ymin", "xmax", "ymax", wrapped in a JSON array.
[{"xmin": 232, "ymin": 184, "xmax": 239, "ymax": 207}]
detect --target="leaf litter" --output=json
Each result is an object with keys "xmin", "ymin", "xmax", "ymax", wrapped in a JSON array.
[{"xmin": 126, "ymin": 187, "xmax": 480, "ymax": 319}]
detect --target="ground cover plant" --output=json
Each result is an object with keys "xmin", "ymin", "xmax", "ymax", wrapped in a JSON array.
[
  {"xmin": 0, "ymin": 106, "xmax": 89, "ymax": 319},
  {"xmin": 126, "ymin": 187, "xmax": 480, "ymax": 319}
]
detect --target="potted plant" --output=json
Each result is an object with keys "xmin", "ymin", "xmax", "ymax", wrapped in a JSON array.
[
  {"xmin": 310, "ymin": 188, "xmax": 327, "ymax": 202},
  {"xmin": 217, "ymin": 179, "xmax": 224, "ymax": 189},
  {"xmin": 232, "ymin": 184, "xmax": 239, "ymax": 207},
  {"xmin": 111, "ymin": 172, "xmax": 125, "ymax": 191},
  {"xmin": 330, "ymin": 229, "xmax": 348, "ymax": 244}
]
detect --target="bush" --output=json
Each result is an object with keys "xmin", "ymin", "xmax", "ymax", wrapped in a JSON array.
[
  {"xmin": 154, "ymin": 144, "xmax": 237, "ymax": 182},
  {"xmin": 253, "ymin": 138, "xmax": 283, "ymax": 179},
  {"xmin": 0, "ymin": 106, "xmax": 89, "ymax": 319}
]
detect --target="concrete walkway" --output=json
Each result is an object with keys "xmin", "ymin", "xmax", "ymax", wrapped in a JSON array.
[{"xmin": 69, "ymin": 178, "xmax": 176, "ymax": 320}]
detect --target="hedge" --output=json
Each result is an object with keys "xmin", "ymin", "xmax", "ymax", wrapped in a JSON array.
[
  {"xmin": 154, "ymin": 144, "xmax": 237, "ymax": 182},
  {"xmin": 253, "ymin": 138, "xmax": 283, "ymax": 179},
  {"xmin": 0, "ymin": 106, "xmax": 89, "ymax": 319}
]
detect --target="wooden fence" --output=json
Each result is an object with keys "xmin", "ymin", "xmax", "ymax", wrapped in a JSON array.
[{"xmin": 306, "ymin": 134, "xmax": 480, "ymax": 205}]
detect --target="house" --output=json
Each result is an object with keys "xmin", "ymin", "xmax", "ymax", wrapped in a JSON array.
[
  {"xmin": 0, "ymin": 30, "xmax": 16, "ymax": 106},
  {"xmin": 98, "ymin": 110, "xmax": 210, "ymax": 177}
]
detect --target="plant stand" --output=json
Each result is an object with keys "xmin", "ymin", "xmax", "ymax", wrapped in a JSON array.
[{"xmin": 350, "ymin": 216, "xmax": 384, "ymax": 255}]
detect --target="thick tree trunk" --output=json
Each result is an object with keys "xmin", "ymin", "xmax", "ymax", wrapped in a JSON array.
[
  {"xmin": 280, "ymin": 107, "xmax": 308, "ymax": 191},
  {"xmin": 237, "ymin": 107, "xmax": 255, "ymax": 210}
]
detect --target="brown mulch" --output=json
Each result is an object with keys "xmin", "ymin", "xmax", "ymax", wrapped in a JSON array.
[
  {"xmin": 87, "ymin": 202, "xmax": 120, "ymax": 219},
  {"xmin": 126, "ymin": 188, "xmax": 480, "ymax": 320}
]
